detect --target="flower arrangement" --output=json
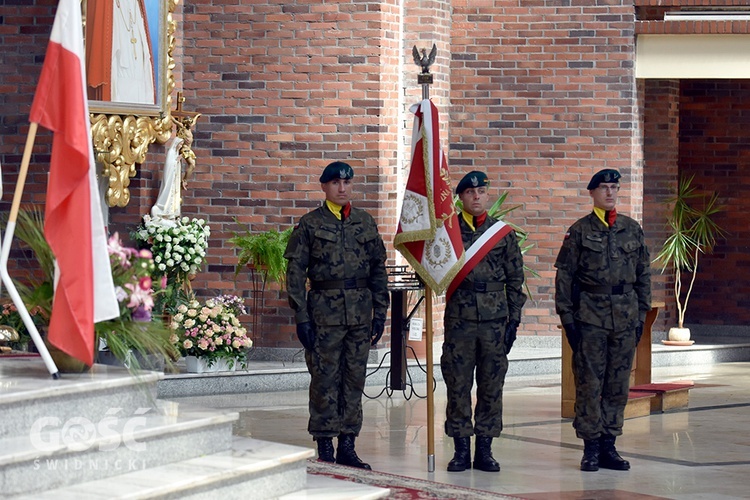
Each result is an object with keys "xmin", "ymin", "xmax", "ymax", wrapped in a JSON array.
[
  {"xmin": 134, "ymin": 215, "xmax": 210, "ymax": 281},
  {"xmin": 1, "ymin": 207, "xmax": 177, "ymax": 370},
  {"xmin": 0, "ymin": 301, "xmax": 46, "ymax": 350},
  {"xmin": 133, "ymin": 215, "xmax": 211, "ymax": 315},
  {"xmin": 170, "ymin": 294, "xmax": 252, "ymax": 369},
  {"xmin": 96, "ymin": 233, "xmax": 178, "ymax": 368},
  {"xmin": 107, "ymin": 233, "xmax": 158, "ymax": 322}
]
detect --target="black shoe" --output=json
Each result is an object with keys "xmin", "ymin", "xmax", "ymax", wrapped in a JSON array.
[
  {"xmin": 315, "ymin": 437, "xmax": 335, "ymax": 463},
  {"xmin": 599, "ymin": 435, "xmax": 630, "ymax": 470},
  {"xmin": 580, "ymin": 439, "xmax": 600, "ymax": 472},
  {"xmin": 473, "ymin": 436, "xmax": 500, "ymax": 472},
  {"xmin": 447, "ymin": 436, "xmax": 471, "ymax": 472},
  {"xmin": 335, "ymin": 434, "xmax": 371, "ymax": 470}
]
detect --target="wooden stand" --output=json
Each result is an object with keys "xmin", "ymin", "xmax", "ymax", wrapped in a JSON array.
[
  {"xmin": 561, "ymin": 301, "xmax": 664, "ymax": 419},
  {"xmin": 630, "ymin": 382, "xmax": 693, "ymax": 412}
]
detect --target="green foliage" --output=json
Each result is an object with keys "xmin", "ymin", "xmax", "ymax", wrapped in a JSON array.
[
  {"xmin": 95, "ymin": 318, "xmax": 177, "ymax": 371},
  {"xmin": 652, "ymin": 175, "xmax": 726, "ymax": 328},
  {"xmin": 3, "ymin": 207, "xmax": 177, "ymax": 371},
  {"xmin": 454, "ymin": 192, "xmax": 539, "ymax": 298},
  {"xmin": 15, "ymin": 208, "xmax": 55, "ymax": 281},
  {"xmin": 1, "ymin": 207, "xmax": 54, "ymax": 347},
  {"xmin": 228, "ymin": 222, "xmax": 293, "ymax": 286}
]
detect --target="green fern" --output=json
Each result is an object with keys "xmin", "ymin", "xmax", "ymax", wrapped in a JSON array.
[{"xmin": 229, "ymin": 223, "xmax": 293, "ymax": 286}]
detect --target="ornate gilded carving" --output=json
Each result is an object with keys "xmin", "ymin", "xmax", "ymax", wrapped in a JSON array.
[{"xmin": 89, "ymin": 0, "xmax": 179, "ymax": 207}]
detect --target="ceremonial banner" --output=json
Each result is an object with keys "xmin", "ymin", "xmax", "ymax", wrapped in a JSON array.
[
  {"xmin": 29, "ymin": 0, "xmax": 119, "ymax": 365},
  {"xmin": 394, "ymin": 99, "xmax": 464, "ymax": 295}
]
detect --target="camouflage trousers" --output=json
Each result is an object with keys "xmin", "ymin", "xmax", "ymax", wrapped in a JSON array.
[
  {"xmin": 572, "ymin": 322, "xmax": 636, "ymax": 440},
  {"xmin": 305, "ymin": 323, "xmax": 370, "ymax": 439},
  {"xmin": 441, "ymin": 317, "xmax": 509, "ymax": 438}
]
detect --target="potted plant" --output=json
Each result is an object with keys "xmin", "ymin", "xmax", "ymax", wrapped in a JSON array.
[
  {"xmin": 228, "ymin": 223, "xmax": 293, "ymax": 286},
  {"xmin": 652, "ymin": 175, "xmax": 726, "ymax": 343},
  {"xmin": 5, "ymin": 207, "xmax": 178, "ymax": 372}
]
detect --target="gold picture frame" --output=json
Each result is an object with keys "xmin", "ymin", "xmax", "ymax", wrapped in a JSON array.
[{"xmin": 83, "ymin": 0, "xmax": 179, "ymax": 207}]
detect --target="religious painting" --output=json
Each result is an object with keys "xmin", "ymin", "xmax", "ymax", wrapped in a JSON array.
[{"xmin": 84, "ymin": 0, "xmax": 168, "ymax": 116}]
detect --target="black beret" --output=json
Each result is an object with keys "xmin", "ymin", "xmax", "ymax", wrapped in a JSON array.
[
  {"xmin": 319, "ymin": 161, "xmax": 354, "ymax": 183},
  {"xmin": 455, "ymin": 171, "xmax": 490, "ymax": 194},
  {"xmin": 587, "ymin": 169, "xmax": 621, "ymax": 190}
]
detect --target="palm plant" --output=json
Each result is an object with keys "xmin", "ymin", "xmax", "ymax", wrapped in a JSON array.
[{"xmin": 652, "ymin": 175, "xmax": 726, "ymax": 330}]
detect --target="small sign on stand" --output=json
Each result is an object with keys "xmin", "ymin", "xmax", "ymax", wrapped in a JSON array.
[{"xmin": 408, "ymin": 317, "xmax": 424, "ymax": 342}]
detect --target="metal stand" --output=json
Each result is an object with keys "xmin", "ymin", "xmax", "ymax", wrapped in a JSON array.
[
  {"xmin": 244, "ymin": 265, "xmax": 286, "ymax": 365},
  {"xmin": 364, "ymin": 266, "xmax": 434, "ymax": 400}
]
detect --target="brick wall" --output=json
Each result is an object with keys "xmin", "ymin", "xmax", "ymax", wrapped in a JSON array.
[
  {"xmin": 177, "ymin": 0, "xmax": 404, "ymax": 346},
  {"xmin": 448, "ymin": 1, "xmax": 642, "ymax": 335},
  {"xmin": 643, "ymin": 79, "xmax": 680, "ymax": 330},
  {"xmin": 18, "ymin": 2, "xmax": 750, "ymax": 347},
  {"xmin": 677, "ymin": 80, "xmax": 750, "ymax": 325}
]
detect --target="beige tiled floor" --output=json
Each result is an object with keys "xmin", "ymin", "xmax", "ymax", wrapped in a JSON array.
[{"xmin": 178, "ymin": 362, "xmax": 750, "ymax": 499}]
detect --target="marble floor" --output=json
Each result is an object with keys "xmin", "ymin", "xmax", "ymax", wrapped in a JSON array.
[{"xmin": 174, "ymin": 362, "xmax": 750, "ymax": 500}]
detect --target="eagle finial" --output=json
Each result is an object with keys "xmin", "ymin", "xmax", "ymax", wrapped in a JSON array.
[{"xmin": 412, "ymin": 43, "xmax": 437, "ymax": 74}]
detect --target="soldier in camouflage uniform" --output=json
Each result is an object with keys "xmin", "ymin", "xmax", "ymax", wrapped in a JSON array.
[
  {"xmin": 554, "ymin": 169, "xmax": 651, "ymax": 472},
  {"xmin": 442, "ymin": 171, "xmax": 527, "ymax": 473},
  {"xmin": 284, "ymin": 161, "xmax": 389, "ymax": 470}
]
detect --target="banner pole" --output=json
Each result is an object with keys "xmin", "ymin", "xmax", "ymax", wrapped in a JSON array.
[
  {"xmin": 0, "ymin": 122, "xmax": 60, "ymax": 378},
  {"xmin": 425, "ymin": 285, "xmax": 435, "ymax": 472}
]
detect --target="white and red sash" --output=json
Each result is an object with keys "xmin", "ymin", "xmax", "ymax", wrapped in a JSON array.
[{"xmin": 445, "ymin": 220, "xmax": 513, "ymax": 301}]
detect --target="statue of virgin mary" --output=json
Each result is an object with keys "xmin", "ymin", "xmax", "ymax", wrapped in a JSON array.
[{"xmin": 150, "ymin": 136, "xmax": 185, "ymax": 225}]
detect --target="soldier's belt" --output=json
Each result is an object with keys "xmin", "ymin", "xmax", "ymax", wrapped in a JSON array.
[
  {"xmin": 579, "ymin": 283, "xmax": 633, "ymax": 295},
  {"xmin": 457, "ymin": 281, "xmax": 505, "ymax": 292},
  {"xmin": 310, "ymin": 278, "xmax": 369, "ymax": 290}
]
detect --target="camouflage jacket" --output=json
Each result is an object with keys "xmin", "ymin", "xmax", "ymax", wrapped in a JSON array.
[
  {"xmin": 554, "ymin": 212, "xmax": 651, "ymax": 332},
  {"xmin": 284, "ymin": 204, "xmax": 389, "ymax": 327},
  {"xmin": 445, "ymin": 214, "xmax": 527, "ymax": 322}
]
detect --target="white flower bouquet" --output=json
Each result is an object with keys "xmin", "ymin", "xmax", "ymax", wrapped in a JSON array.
[{"xmin": 134, "ymin": 215, "xmax": 210, "ymax": 280}]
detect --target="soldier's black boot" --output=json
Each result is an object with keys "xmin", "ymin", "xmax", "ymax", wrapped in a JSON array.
[
  {"xmin": 315, "ymin": 437, "xmax": 335, "ymax": 463},
  {"xmin": 447, "ymin": 436, "xmax": 471, "ymax": 472},
  {"xmin": 335, "ymin": 434, "xmax": 371, "ymax": 469},
  {"xmin": 473, "ymin": 436, "xmax": 501, "ymax": 472},
  {"xmin": 599, "ymin": 435, "xmax": 630, "ymax": 470},
  {"xmin": 580, "ymin": 439, "xmax": 600, "ymax": 471}
]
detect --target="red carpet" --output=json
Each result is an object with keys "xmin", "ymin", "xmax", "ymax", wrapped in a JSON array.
[{"xmin": 307, "ymin": 460, "xmax": 523, "ymax": 499}]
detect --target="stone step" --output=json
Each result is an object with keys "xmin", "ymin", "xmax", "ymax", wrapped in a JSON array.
[
  {"xmin": 280, "ymin": 474, "xmax": 390, "ymax": 500},
  {"xmin": 157, "ymin": 340, "xmax": 750, "ymax": 398},
  {"xmin": 0, "ymin": 402, "xmax": 237, "ymax": 496},
  {"xmin": 13, "ymin": 438, "xmax": 341, "ymax": 500},
  {"xmin": 0, "ymin": 358, "xmax": 162, "ymax": 439}
]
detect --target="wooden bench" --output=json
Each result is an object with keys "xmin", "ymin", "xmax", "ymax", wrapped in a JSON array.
[
  {"xmin": 630, "ymin": 382, "xmax": 693, "ymax": 412},
  {"xmin": 561, "ymin": 301, "xmax": 665, "ymax": 419}
]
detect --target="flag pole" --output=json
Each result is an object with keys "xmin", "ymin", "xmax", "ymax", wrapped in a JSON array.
[
  {"xmin": 413, "ymin": 43, "xmax": 438, "ymax": 473},
  {"xmin": 0, "ymin": 122, "xmax": 61, "ymax": 378},
  {"xmin": 425, "ymin": 285, "xmax": 435, "ymax": 472}
]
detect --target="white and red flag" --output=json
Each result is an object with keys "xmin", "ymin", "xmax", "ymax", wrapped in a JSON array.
[
  {"xmin": 394, "ymin": 99, "xmax": 464, "ymax": 294},
  {"xmin": 29, "ymin": 0, "xmax": 119, "ymax": 365},
  {"xmin": 445, "ymin": 220, "xmax": 513, "ymax": 301}
]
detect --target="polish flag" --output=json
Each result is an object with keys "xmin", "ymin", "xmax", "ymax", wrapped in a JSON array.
[
  {"xmin": 29, "ymin": 0, "xmax": 119, "ymax": 365},
  {"xmin": 394, "ymin": 99, "xmax": 465, "ymax": 295}
]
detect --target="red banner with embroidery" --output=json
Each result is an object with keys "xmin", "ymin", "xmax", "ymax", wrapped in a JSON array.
[{"xmin": 394, "ymin": 100, "xmax": 464, "ymax": 295}]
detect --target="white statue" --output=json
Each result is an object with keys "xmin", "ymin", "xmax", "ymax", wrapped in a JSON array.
[{"xmin": 150, "ymin": 136, "xmax": 184, "ymax": 224}]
